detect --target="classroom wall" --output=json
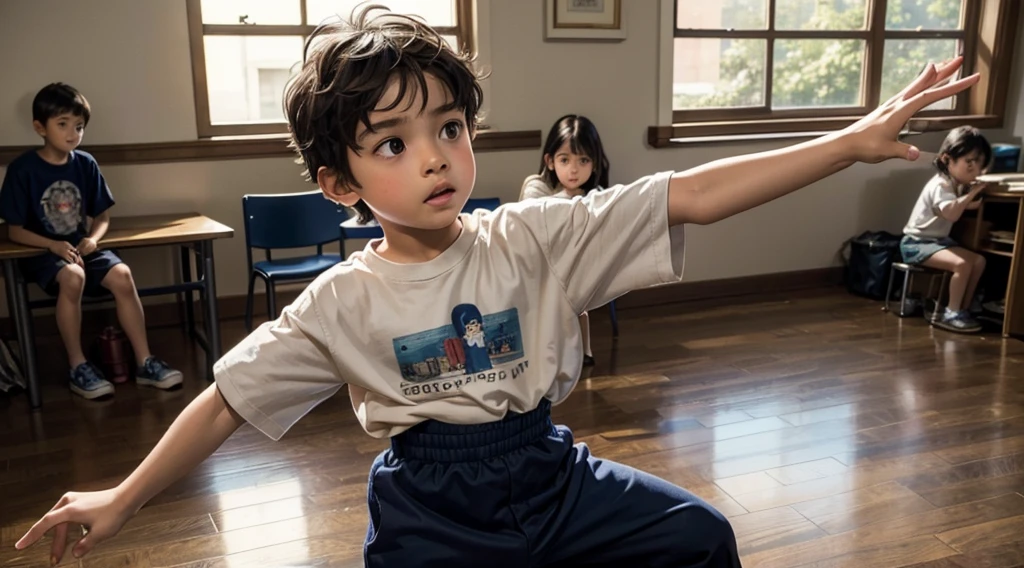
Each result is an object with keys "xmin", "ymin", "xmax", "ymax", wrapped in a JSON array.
[{"xmin": 0, "ymin": 0, "xmax": 1022, "ymax": 318}]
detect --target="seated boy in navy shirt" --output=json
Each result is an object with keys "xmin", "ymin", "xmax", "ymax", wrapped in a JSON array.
[{"xmin": 0, "ymin": 83, "xmax": 182, "ymax": 400}]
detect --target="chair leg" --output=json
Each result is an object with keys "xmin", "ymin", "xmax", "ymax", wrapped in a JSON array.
[
  {"xmin": 925, "ymin": 274, "xmax": 939, "ymax": 317},
  {"xmin": 609, "ymin": 300, "xmax": 619, "ymax": 337},
  {"xmin": 899, "ymin": 269, "xmax": 913, "ymax": 317},
  {"xmin": 244, "ymin": 273, "xmax": 257, "ymax": 332},
  {"xmin": 925, "ymin": 274, "xmax": 937, "ymax": 301},
  {"xmin": 932, "ymin": 272, "xmax": 949, "ymax": 323},
  {"xmin": 884, "ymin": 264, "xmax": 897, "ymax": 312},
  {"xmin": 266, "ymin": 280, "xmax": 278, "ymax": 323}
]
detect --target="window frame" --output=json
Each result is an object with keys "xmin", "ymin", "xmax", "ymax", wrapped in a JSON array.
[
  {"xmin": 655, "ymin": 0, "xmax": 1020, "ymax": 144},
  {"xmin": 185, "ymin": 0, "xmax": 476, "ymax": 138}
]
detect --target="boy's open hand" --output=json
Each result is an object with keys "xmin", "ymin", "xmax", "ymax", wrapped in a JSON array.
[
  {"xmin": 14, "ymin": 488, "xmax": 133, "ymax": 564},
  {"xmin": 841, "ymin": 56, "xmax": 980, "ymax": 165}
]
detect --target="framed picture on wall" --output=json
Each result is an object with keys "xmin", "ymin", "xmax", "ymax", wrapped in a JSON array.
[{"xmin": 544, "ymin": 0, "xmax": 625, "ymax": 41}]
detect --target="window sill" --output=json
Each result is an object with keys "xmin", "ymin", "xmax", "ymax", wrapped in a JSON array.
[
  {"xmin": 0, "ymin": 129, "xmax": 542, "ymax": 167},
  {"xmin": 647, "ymin": 115, "xmax": 1002, "ymax": 147}
]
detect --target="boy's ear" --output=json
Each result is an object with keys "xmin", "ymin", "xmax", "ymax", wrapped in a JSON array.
[
  {"xmin": 317, "ymin": 167, "xmax": 361, "ymax": 208},
  {"xmin": 544, "ymin": 154, "xmax": 554, "ymax": 171},
  {"xmin": 32, "ymin": 120, "xmax": 47, "ymax": 138}
]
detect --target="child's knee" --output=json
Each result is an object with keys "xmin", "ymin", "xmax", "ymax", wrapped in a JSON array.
[
  {"xmin": 56, "ymin": 264, "xmax": 86, "ymax": 295},
  {"xmin": 104, "ymin": 264, "xmax": 136, "ymax": 295},
  {"xmin": 950, "ymin": 256, "xmax": 971, "ymax": 274},
  {"xmin": 973, "ymin": 253, "xmax": 987, "ymax": 272}
]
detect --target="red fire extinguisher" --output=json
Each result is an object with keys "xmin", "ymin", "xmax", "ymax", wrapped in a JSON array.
[{"xmin": 97, "ymin": 326, "xmax": 132, "ymax": 384}]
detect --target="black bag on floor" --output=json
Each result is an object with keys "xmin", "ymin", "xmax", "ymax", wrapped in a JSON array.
[
  {"xmin": 843, "ymin": 231, "xmax": 902, "ymax": 300},
  {"xmin": 0, "ymin": 338, "xmax": 25, "ymax": 395}
]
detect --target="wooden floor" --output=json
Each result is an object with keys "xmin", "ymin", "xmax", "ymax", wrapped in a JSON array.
[{"xmin": 2, "ymin": 287, "xmax": 1024, "ymax": 567}]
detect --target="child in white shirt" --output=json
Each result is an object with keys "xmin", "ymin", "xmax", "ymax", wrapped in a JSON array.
[{"xmin": 901, "ymin": 126, "xmax": 992, "ymax": 333}]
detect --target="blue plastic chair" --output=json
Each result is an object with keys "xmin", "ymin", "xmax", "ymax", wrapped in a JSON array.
[
  {"xmin": 242, "ymin": 191, "xmax": 349, "ymax": 330},
  {"xmin": 462, "ymin": 197, "xmax": 501, "ymax": 213}
]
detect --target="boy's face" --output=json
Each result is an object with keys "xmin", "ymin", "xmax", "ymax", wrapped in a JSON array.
[
  {"xmin": 324, "ymin": 73, "xmax": 476, "ymax": 233},
  {"xmin": 33, "ymin": 112, "xmax": 85, "ymax": 154}
]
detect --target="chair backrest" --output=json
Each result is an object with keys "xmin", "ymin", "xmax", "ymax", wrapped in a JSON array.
[
  {"xmin": 462, "ymin": 197, "xmax": 500, "ymax": 213},
  {"xmin": 243, "ymin": 191, "xmax": 349, "ymax": 250}
]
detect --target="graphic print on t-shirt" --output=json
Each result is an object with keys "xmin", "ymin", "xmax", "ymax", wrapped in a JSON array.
[
  {"xmin": 392, "ymin": 305, "xmax": 526, "ymax": 398},
  {"xmin": 40, "ymin": 181, "xmax": 83, "ymax": 236}
]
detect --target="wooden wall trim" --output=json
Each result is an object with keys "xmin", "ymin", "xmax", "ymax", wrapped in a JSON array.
[
  {"xmin": 0, "ymin": 267, "xmax": 845, "ymax": 338},
  {"xmin": 648, "ymin": 115, "xmax": 1001, "ymax": 147},
  {"xmin": 0, "ymin": 130, "xmax": 542, "ymax": 167}
]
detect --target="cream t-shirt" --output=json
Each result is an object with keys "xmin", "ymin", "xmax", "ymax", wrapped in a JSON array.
[
  {"xmin": 903, "ymin": 174, "xmax": 960, "ymax": 239},
  {"xmin": 214, "ymin": 171, "xmax": 684, "ymax": 440}
]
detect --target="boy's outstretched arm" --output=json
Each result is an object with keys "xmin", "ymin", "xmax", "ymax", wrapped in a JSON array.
[
  {"xmin": 15, "ymin": 383, "xmax": 245, "ymax": 563},
  {"xmin": 668, "ymin": 58, "xmax": 980, "ymax": 226}
]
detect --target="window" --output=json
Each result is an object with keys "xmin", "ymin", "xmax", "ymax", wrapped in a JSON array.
[
  {"xmin": 662, "ymin": 0, "xmax": 1019, "ymax": 141},
  {"xmin": 186, "ymin": 0, "xmax": 475, "ymax": 138}
]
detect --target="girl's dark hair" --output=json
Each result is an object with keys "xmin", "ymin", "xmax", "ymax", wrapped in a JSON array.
[
  {"xmin": 934, "ymin": 125, "xmax": 992, "ymax": 181},
  {"xmin": 537, "ymin": 114, "xmax": 610, "ymax": 193},
  {"xmin": 32, "ymin": 83, "xmax": 91, "ymax": 126},
  {"xmin": 285, "ymin": 4, "xmax": 483, "ymax": 223}
]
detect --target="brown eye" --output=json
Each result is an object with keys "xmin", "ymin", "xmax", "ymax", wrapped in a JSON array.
[
  {"xmin": 376, "ymin": 138, "xmax": 406, "ymax": 157},
  {"xmin": 441, "ymin": 121, "xmax": 462, "ymax": 140}
]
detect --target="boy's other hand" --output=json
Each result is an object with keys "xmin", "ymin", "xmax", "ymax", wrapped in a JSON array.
[
  {"xmin": 48, "ymin": 241, "xmax": 82, "ymax": 266},
  {"xmin": 14, "ymin": 487, "xmax": 134, "ymax": 563},
  {"xmin": 840, "ymin": 57, "xmax": 979, "ymax": 165},
  {"xmin": 77, "ymin": 237, "xmax": 98, "ymax": 257}
]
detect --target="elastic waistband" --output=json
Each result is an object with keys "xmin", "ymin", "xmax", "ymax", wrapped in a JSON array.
[{"xmin": 390, "ymin": 399, "xmax": 553, "ymax": 462}]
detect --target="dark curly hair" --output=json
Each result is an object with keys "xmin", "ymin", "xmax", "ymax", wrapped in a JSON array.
[{"xmin": 285, "ymin": 4, "xmax": 483, "ymax": 223}]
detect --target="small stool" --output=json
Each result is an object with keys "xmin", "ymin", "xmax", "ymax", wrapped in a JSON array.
[{"xmin": 883, "ymin": 262, "xmax": 950, "ymax": 321}]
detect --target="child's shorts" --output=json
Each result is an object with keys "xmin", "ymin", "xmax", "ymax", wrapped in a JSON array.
[
  {"xmin": 19, "ymin": 249, "xmax": 123, "ymax": 297},
  {"xmin": 901, "ymin": 235, "xmax": 958, "ymax": 265},
  {"xmin": 364, "ymin": 399, "xmax": 742, "ymax": 567}
]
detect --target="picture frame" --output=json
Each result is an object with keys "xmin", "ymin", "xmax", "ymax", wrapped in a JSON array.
[{"xmin": 544, "ymin": 0, "xmax": 625, "ymax": 41}]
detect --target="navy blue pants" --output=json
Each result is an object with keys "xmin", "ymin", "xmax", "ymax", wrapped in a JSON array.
[{"xmin": 365, "ymin": 400, "xmax": 741, "ymax": 567}]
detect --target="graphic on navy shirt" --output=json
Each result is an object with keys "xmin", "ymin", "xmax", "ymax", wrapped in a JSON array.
[
  {"xmin": 392, "ymin": 305, "xmax": 526, "ymax": 397},
  {"xmin": 40, "ymin": 181, "xmax": 83, "ymax": 236}
]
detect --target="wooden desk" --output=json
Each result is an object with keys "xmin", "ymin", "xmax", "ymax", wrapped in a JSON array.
[
  {"xmin": 0, "ymin": 213, "xmax": 234, "ymax": 409},
  {"xmin": 956, "ymin": 188, "xmax": 1024, "ymax": 338}
]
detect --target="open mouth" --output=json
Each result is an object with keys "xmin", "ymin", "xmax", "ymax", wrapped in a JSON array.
[{"xmin": 425, "ymin": 184, "xmax": 456, "ymax": 204}]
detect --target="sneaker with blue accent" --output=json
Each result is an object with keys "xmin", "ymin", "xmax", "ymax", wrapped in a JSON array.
[
  {"xmin": 69, "ymin": 362, "xmax": 115, "ymax": 400},
  {"xmin": 136, "ymin": 357, "xmax": 183, "ymax": 389},
  {"xmin": 932, "ymin": 308, "xmax": 982, "ymax": 334}
]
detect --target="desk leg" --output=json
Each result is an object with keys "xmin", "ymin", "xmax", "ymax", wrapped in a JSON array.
[
  {"xmin": 1004, "ymin": 203, "xmax": 1024, "ymax": 338},
  {"xmin": 3, "ymin": 260, "xmax": 40, "ymax": 409},
  {"xmin": 200, "ymin": 240, "xmax": 222, "ymax": 378},
  {"xmin": 180, "ymin": 245, "xmax": 196, "ymax": 339}
]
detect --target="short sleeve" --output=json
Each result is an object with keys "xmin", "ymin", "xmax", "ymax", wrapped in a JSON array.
[
  {"xmin": 520, "ymin": 175, "xmax": 555, "ymax": 201},
  {"xmin": 80, "ymin": 153, "xmax": 114, "ymax": 217},
  {"xmin": 927, "ymin": 177, "xmax": 958, "ymax": 214},
  {"xmin": 214, "ymin": 287, "xmax": 344, "ymax": 441},
  {"xmin": 528, "ymin": 171, "xmax": 685, "ymax": 312},
  {"xmin": 0, "ymin": 161, "xmax": 31, "ymax": 226}
]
